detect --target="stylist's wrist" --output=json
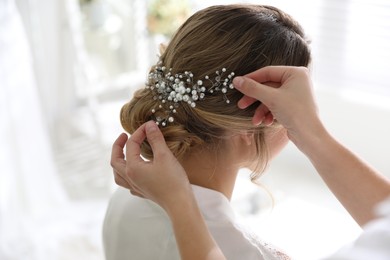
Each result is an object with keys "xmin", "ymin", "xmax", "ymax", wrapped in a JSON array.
[
  {"xmin": 289, "ymin": 117, "xmax": 330, "ymax": 156},
  {"xmin": 163, "ymin": 187, "xmax": 197, "ymax": 216}
]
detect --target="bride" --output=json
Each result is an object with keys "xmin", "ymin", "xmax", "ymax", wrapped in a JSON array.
[{"xmin": 103, "ymin": 4, "xmax": 310, "ymax": 260}]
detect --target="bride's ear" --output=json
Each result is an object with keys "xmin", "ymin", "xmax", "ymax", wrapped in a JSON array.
[{"xmin": 240, "ymin": 132, "xmax": 254, "ymax": 146}]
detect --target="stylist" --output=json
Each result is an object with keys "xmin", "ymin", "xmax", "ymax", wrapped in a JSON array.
[{"xmin": 111, "ymin": 66, "xmax": 390, "ymax": 260}]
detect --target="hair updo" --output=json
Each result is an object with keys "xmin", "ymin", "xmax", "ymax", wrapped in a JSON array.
[{"xmin": 120, "ymin": 4, "xmax": 311, "ymax": 180}]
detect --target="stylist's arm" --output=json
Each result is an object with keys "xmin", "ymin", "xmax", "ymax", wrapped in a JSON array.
[
  {"xmin": 233, "ymin": 66, "xmax": 390, "ymax": 226},
  {"xmin": 110, "ymin": 121, "xmax": 226, "ymax": 260},
  {"xmin": 110, "ymin": 65, "xmax": 390, "ymax": 260}
]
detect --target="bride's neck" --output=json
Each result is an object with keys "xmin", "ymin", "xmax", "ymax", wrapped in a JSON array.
[{"xmin": 179, "ymin": 148, "xmax": 239, "ymax": 200}]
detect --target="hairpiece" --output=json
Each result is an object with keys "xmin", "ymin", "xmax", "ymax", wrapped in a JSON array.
[{"xmin": 146, "ymin": 61, "xmax": 235, "ymax": 126}]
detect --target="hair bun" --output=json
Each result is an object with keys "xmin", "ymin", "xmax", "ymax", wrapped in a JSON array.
[{"xmin": 120, "ymin": 89, "xmax": 203, "ymax": 159}]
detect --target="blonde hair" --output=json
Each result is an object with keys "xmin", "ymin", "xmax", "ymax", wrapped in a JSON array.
[{"xmin": 121, "ymin": 4, "xmax": 311, "ymax": 181}]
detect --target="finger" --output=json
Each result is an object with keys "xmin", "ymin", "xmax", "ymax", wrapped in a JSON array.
[
  {"xmin": 233, "ymin": 77, "xmax": 276, "ymax": 108},
  {"xmin": 114, "ymin": 169, "xmax": 144, "ymax": 196},
  {"xmin": 237, "ymin": 80, "xmax": 281, "ymax": 109},
  {"xmin": 111, "ymin": 133, "xmax": 128, "ymax": 169},
  {"xmin": 129, "ymin": 189, "xmax": 145, "ymax": 198},
  {"xmin": 144, "ymin": 121, "xmax": 171, "ymax": 160},
  {"xmin": 252, "ymin": 104, "xmax": 270, "ymax": 125},
  {"xmin": 237, "ymin": 95, "xmax": 258, "ymax": 109},
  {"xmin": 125, "ymin": 123, "xmax": 148, "ymax": 163},
  {"xmin": 114, "ymin": 171, "xmax": 131, "ymax": 189},
  {"xmin": 244, "ymin": 66, "xmax": 292, "ymax": 84},
  {"xmin": 126, "ymin": 180, "xmax": 144, "ymax": 197},
  {"xmin": 262, "ymin": 81, "xmax": 281, "ymax": 89},
  {"xmin": 263, "ymin": 112, "xmax": 274, "ymax": 126}
]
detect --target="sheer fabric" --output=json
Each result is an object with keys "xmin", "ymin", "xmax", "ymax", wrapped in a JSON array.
[{"xmin": 0, "ymin": 1, "xmax": 68, "ymax": 258}]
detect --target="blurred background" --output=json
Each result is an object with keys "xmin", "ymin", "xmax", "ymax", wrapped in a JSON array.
[{"xmin": 1, "ymin": 0, "xmax": 390, "ymax": 259}]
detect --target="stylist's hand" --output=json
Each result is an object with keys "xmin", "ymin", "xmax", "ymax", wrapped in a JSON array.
[
  {"xmin": 110, "ymin": 121, "xmax": 192, "ymax": 210},
  {"xmin": 233, "ymin": 66, "xmax": 323, "ymax": 146}
]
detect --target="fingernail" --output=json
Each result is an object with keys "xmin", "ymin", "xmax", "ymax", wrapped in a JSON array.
[
  {"xmin": 146, "ymin": 121, "xmax": 158, "ymax": 133},
  {"xmin": 233, "ymin": 77, "xmax": 243, "ymax": 88}
]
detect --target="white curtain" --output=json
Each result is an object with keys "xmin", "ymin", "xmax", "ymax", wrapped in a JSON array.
[{"xmin": 0, "ymin": 0, "xmax": 68, "ymax": 259}]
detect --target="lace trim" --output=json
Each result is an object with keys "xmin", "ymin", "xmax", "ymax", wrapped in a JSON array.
[{"xmin": 244, "ymin": 229, "xmax": 291, "ymax": 260}]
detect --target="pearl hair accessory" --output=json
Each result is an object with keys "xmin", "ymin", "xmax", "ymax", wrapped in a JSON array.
[{"xmin": 146, "ymin": 61, "xmax": 235, "ymax": 126}]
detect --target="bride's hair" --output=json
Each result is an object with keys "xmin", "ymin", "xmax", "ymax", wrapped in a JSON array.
[{"xmin": 121, "ymin": 4, "xmax": 311, "ymax": 181}]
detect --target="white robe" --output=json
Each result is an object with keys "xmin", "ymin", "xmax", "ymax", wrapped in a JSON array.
[
  {"xmin": 325, "ymin": 196, "xmax": 390, "ymax": 260},
  {"xmin": 103, "ymin": 185, "xmax": 289, "ymax": 260}
]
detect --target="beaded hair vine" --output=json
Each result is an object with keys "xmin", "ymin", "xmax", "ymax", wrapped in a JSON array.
[{"xmin": 146, "ymin": 60, "xmax": 236, "ymax": 126}]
